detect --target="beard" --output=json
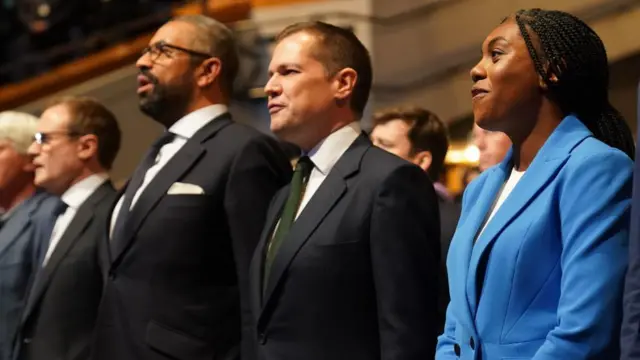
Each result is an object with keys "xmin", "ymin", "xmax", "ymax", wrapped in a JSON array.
[{"xmin": 138, "ymin": 70, "xmax": 194, "ymax": 127}]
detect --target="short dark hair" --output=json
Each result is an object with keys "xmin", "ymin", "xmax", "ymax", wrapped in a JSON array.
[
  {"xmin": 373, "ymin": 106, "xmax": 449, "ymax": 179},
  {"xmin": 48, "ymin": 96, "xmax": 122, "ymax": 169},
  {"xmin": 173, "ymin": 14, "xmax": 239, "ymax": 97},
  {"xmin": 276, "ymin": 21, "xmax": 372, "ymax": 117}
]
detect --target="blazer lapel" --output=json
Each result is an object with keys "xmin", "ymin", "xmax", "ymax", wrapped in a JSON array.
[
  {"xmin": 111, "ymin": 116, "xmax": 232, "ymax": 266},
  {"xmin": 0, "ymin": 211, "xmax": 31, "ymax": 258},
  {"xmin": 249, "ymin": 187, "xmax": 288, "ymax": 315},
  {"xmin": 0, "ymin": 197, "xmax": 42, "ymax": 258},
  {"xmin": 465, "ymin": 115, "xmax": 592, "ymax": 314},
  {"xmin": 21, "ymin": 182, "xmax": 114, "ymax": 323},
  {"xmin": 451, "ymin": 162, "xmax": 509, "ymax": 332},
  {"xmin": 259, "ymin": 134, "xmax": 370, "ymax": 323}
]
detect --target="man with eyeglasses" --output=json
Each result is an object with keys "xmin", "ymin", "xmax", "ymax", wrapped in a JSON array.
[
  {"xmin": 0, "ymin": 111, "xmax": 60, "ymax": 360},
  {"xmin": 11, "ymin": 96, "xmax": 121, "ymax": 360},
  {"xmin": 91, "ymin": 15, "xmax": 291, "ymax": 360}
]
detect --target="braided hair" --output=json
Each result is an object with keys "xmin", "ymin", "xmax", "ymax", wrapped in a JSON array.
[{"xmin": 511, "ymin": 8, "xmax": 635, "ymax": 159}]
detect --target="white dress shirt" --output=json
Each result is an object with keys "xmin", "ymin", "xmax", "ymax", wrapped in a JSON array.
[
  {"xmin": 477, "ymin": 167, "xmax": 525, "ymax": 238},
  {"xmin": 295, "ymin": 122, "xmax": 361, "ymax": 218},
  {"xmin": 110, "ymin": 104, "xmax": 228, "ymax": 238},
  {"xmin": 43, "ymin": 173, "xmax": 109, "ymax": 265}
]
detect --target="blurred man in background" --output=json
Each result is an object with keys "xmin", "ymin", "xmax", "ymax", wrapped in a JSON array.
[
  {"xmin": 14, "ymin": 97, "xmax": 121, "ymax": 360},
  {"xmin": 371, "ymin": 106, "xmax": 460, "ymax": 331},
  {"xmin": 471, "ymin": 123, "xmax": 511, "ymax": 171},
  {"xmin": 0, "ymin": 111, "xmax": 59, "ymax": 360}
]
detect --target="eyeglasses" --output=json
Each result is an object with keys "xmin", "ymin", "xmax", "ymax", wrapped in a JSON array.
[
  {"xmin": 141, "ymin": 41, "xmax": 213, "ymax": 62},
  {"xmin": 33, "ymin": 131, "xmax": 81, "ymax": 145}
]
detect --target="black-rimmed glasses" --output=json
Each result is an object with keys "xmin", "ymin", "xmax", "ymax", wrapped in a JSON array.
[{"xmin": 141, "ymin": 41, "xmax": 213, "ymax": 62}]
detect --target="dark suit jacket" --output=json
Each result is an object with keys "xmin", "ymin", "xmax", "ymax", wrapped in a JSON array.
[
  {"xmin": 249, "ymin": 134, "xmax": 441, "ymax": 360},
  {"xmin": 436, "ymin": 195, "xmax": 460, "ymax": 331},
  {"xmin": 91, "ymin": 114, "xmax": 291, "ymax": 360},
  {"xmin": 621, "ymin": 83, "xmax": 640, "ymax": 360},
  {"xmin": 0, "ymin": 192, "xmax": 59, "ymax": 360},
  {"xmin": 14, "ymin": 181, "xmax": 116, "ymax": 360}
]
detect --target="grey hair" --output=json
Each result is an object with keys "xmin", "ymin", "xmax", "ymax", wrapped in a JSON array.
[
  {"xmin": 171, "ymin": 14, "xmax": 239, "ymax": 95},
  {"xmin": 0, "ymin": 111, "xmax": 38, "ymax": 154}
]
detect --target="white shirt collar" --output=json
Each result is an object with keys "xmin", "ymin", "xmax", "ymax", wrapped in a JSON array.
[
  {"xmin": 169, "ymin": 104, "xmax": 229, "ymax": 139},
  {"xmin": 306, "ymin": 122, "xmax": 361, "ymax": 175},
  {"xmin": 61, "ymin": 173, "xmax": 109, "ymax": 210}
]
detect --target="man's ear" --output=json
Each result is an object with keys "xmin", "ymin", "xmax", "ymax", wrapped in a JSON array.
[
  {"xmin": 197, "ymin": 57, "xmax": 222, "ymax": 88},
  {"xmin": 413, "ymin": 150, "xmax": 432, "ymax": 172},
  {"xmin": 333, "ymin": 67, "xmax": 357, "ymax": 105},
  {"xmin": 77, "ymin": 134, "xmax": 99, "ymax": 162}
]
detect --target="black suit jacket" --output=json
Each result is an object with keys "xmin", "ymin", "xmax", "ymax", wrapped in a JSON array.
[
  {"xmin": 15, "ymin": 181, "xmax": 116, "ymax": 360},
  {"xmin": 249, "ymin": 134, "xmax": 441, "ymax": 360},
  {"xmin": 436, "ymin": 195, "xmax": 460, "ymax": 331},
  {"xmin": 91, "ymin": 115, "xmax": 291, "ymax": 360}
]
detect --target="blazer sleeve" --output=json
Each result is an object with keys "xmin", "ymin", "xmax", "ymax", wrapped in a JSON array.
[
  {"xmin": 224, "ymin": 136, "xmax": 292, "ymax": 360},
  {"xmin": 532, "ymin": 151, "xmax": 632, "ymax": 360},
  {"xmin": 370, "ymin": 164, "xmax": 441, "ymax": 360}
]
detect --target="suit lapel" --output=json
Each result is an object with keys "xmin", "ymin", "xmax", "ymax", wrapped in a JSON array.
[
  {"xmin": 259, "ymin": 134, "xmax": 370, "ymax": 323},
  {"xmin": 452, "ymin": 163, "xmax": 508, "ymax": 331},
  {"xmin": 0, "ymin": 210, "xmax": 31, "ymax": 258},
  {"xmin": 464, "ymin": 115, "xmax": 592, "ymax": 314},
  {"xmin": 249, "ymin": 187, "xmax": 288, "ymax": 315},
  {"xmin": 111, "ymin": 116, "xmax": 232, "ymax": 266},
  {"xmin": 21, "ymin": 182, "xmax": 114, "ymax": 323},
  {"xmin": 0, "ymin": 196, "xmax": 44, "ymax": 258}
]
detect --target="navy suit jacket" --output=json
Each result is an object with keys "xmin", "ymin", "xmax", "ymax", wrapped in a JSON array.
[
  {"xmin": 621, "ymin": 83, "xmax": 640, "ymax": 360},
  {"xmin": 437, "ymin": 115, "xmax": 632, "ymax": 360},
  {"xmin": 0, "ymin": 192, "xmax": 59, "ymax": 360}
]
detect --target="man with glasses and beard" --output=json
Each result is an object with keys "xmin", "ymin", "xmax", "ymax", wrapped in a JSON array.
[{"xmin": 91, "ymin": 15, "xmax": 292, "ymax": 360}]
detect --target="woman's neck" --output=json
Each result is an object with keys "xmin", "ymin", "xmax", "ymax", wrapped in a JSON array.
[{"xmin": 510, "ymin": 104, "xmax": 564, "ymax": 172}]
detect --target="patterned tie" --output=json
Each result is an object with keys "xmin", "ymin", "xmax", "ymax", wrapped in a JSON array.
[
  {"xmin": 111, "ymin": 131, "xmax": 175, "ymax": 244},
  {"xmin": 263, "ymin": 156, "xmax": 313, "ymax": 290}
]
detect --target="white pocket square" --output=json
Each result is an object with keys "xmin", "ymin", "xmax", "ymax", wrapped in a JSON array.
[{"xmin": 167, "ymin": 182, "xmax": 205, "ymax": 195}]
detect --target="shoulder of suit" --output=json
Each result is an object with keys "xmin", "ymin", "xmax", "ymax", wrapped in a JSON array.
[
  {"xmin": 567, "ymin": 136, "xmax": 632, "ymax": 164},
  {"xmin": 357, "ymin": 147, "xmax": 428, "ymax": 187}
]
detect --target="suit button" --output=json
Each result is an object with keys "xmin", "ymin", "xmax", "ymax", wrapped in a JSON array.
[
  {"xmin": 108, "ymin": 271, "xmax": 116, "ymax": 280},
  {"xmin": 23, "ymin": 337, "xmax": 32, "ymax": 344},
  {"xmin": 469, "ymin": 337, "xmax": 475, "ymax": 350},
  {"xmin": 453, "ymin": 343, "xmax": 460, "ymax": 356},
  {"xmin": 258, "ymin": 332, "xmax": 267, "ymax": 345}
]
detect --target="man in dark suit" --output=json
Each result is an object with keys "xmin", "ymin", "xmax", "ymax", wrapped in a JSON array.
[
  {"xmin": 620, "ymin": 83, "xmax": 640, "ymax": 360},
  {"xmin": 91, "ymin": 15, "xmax": 291, "ymax": 360},
  {"xmin": 249, "ymin": 22, "xmax": 441, "ymax": 360},
  {"xmin": 0, "ymin": 111, "xmax": 58, "ymax": 360},
  {"xmin": 12, "ymin": 97, "xmax": 121, "ymax": 360},
  {"xmin": 370, "ymin": 106, "xmax": 461, "ymax": 330}
]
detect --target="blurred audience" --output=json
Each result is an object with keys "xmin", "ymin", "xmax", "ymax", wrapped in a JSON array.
[{"xmin": 472, "ymin": 123, "xmax": 511, "ymax": 171}]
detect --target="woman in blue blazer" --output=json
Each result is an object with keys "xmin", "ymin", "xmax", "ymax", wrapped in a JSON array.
[{"xmin": 436, "ymin": 9, "xmax": 635, "ymax": 360}]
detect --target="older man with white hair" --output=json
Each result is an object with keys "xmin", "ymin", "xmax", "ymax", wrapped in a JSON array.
[{"xmin": 0, "ymin": 111, "xmax": 59, "ymax": 360}]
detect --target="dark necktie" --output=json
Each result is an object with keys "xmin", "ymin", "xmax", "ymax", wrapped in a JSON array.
[
  {"xmin": 35, "ymin": 197, "xmax": 68, "ymax": 266},
  {"xmin": 263, "ymin": 156, "xmax": 313, "ymax": 290},
  {"xmin": 111, "ymin": 131, "xmax": 175, "ymax": 243}
]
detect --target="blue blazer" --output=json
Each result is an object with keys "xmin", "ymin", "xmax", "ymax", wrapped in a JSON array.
[
  {"xmin": 0, "ymin": 192, "xmax": 59, "ymax": 360},
  {"xmin": 436, "ymin": 115, "xmax": 632, "ymax": 360}
]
